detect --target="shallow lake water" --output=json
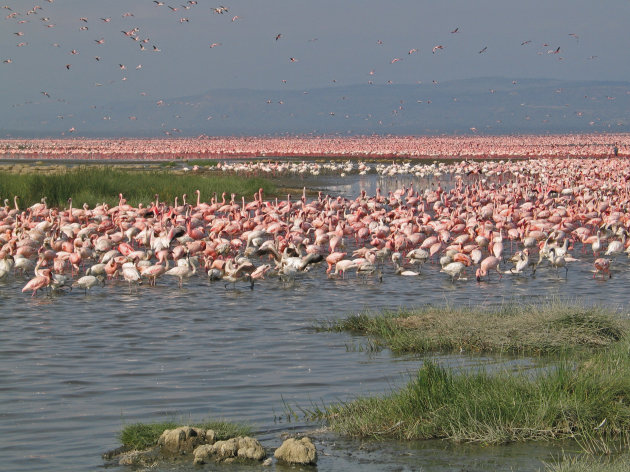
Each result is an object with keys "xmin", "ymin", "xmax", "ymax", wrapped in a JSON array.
[{"xmin": 1, "ymin": 169, "xmax": 628, "ymax": 471}]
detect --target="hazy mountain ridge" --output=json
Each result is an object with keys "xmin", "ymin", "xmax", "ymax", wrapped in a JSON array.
[{"xmin": 3, "ymin": 77, "xmax": 630, "ymax": 137}]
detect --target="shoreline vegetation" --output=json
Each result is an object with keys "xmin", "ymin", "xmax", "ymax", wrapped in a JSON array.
[
  {"xmin": 311, "ymin": 302, "xmax": 630, "ymax": 469},
  {"xmin": 0, "ymin": 166, "xmax": 276, "ymax": 208}
]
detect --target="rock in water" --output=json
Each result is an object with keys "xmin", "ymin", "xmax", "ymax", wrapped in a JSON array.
[
  {"xmin": 237, "ymin": 436, "xmax": 266, "ymax": 461},
  {"xmin": 193, "ymin": 436, "xmax": 266, "ymax": 464},
  {"xmin": 157, "ymin": 426, "xmax": 208, "ymax": 455},
  {"xmin": 118, "ymin": 447, "xmax": 160, "ymax": 466},
  {"xmin": 274, "ymin": 437, "xmax": 317, "ymax": 465}
]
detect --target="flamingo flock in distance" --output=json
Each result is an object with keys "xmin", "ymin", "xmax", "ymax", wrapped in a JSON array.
[
  {"xmin": 0, "ymin": 134, "xmax": 627, "ymax": 160},
  {"xmin": 2, "ymin": 156, "xmax": 630, "ymax": 297}
]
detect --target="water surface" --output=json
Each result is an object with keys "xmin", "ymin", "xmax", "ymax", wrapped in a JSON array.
[{"xmin": 1, "ymin": 171, "xmax": 627, "ymax": 471}]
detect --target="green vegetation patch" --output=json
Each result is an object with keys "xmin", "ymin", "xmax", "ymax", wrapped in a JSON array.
[
  {"xmin": 308, "ymin": 334, "xmax": 630, "ymax": 443},
  {"xmin": 0, "ymin": 166, "xmax": 275, "ymax": 208},
  {"xmin": 321, "ymin": 301, "xmax": 626, "ymax": 356},
  {"xmin": 119, "ymin": 419, "xmax": 252, "ymax": 450},
  {"xmin": 311, "ymin": 302, "xmax": 630, "ymax": 446},
  {"xmin": 545, "ymin": 452, "xmax": 630, "ymax": 472}
]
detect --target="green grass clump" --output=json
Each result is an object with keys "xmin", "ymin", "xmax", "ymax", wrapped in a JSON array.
[
  {"xmin": 321, "ymin": 301, "xmax": 626, "ymax": 356},
  {"xmin": 307, "ymin": 334, "xmax": 630, "ymax": 444},
  {"xmin": 119, "ymin": 419, "xmax": 253, "ymax": 450},
  {"xmin": 185, "ymin": 159, "xmax": 219, "ymax": 167},
  {"xmin": 0, "ymin": 167, "xmax": 275, "ymax": 208},
  {"xmin": 544, "ymin": 453, "xmax": 630, "ymax": 472},
  {"xmin": 311, "ymin": 302, "xmax": 630, "ymax": 446}
]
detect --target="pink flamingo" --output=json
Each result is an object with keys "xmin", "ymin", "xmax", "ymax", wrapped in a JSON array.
[{"xmin": 22, "ymin": 269, "xmax": 51, "ymax": 297}]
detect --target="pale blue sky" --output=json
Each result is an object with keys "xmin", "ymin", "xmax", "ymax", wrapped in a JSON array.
[{"xmin": 1, "ymin": 0, "xmax": 629, "ymax": 134}]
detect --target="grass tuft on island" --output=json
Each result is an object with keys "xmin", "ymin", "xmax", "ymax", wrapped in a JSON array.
[
  {"xmin": 119, "ymin": 419, "xmax": 252, "ymax": 450},
  {"xmin": 545, "ymin": 453, "xmax": 630, "ymax": 472},
  {"xmin": 307, "ymin": 339, "xmax": 630, "ymax": 444},
  {"xmin": 319, "ymin": 301, "xmax": 626, "ymax": 356},
  {"xmin": 0, "ymin": 166, "xmax": 275, "ymax": 208},
  {"xmin": 309, "ymin": 302, "xmax": 630, "ymax": 446}
]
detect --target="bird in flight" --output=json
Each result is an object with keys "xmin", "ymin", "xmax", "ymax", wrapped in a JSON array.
[
  {"xmin": 521, "ymin": 40, "xmax": 532, "ymax": 45},
  {"xmin": 275, "ymin": 33, "xmax": 282, "ymax": 40},
  {"xmin": 432, "ymin": 45, "xmax": 444, "ymax": 54},
  {"xmin": 451, "ymin": 27, "xmax": 459, "ymax": 33},
  {"xmin": 478, "ymin": 46, "xmax": 487, "ymax": 54}
]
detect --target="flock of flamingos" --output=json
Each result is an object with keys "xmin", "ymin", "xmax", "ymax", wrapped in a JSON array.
[
  {"xmin": 1, "ymin": 135, "xmax": 627, "ymax": 159},
  {"xmin": 1, "ymin": 139, "xmax": 629, "ymax": 296}
]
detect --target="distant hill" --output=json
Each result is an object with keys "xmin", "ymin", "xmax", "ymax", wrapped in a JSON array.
[{"xmin": 3, "ymin": 77, "xmax": 630, "ymax": 137}]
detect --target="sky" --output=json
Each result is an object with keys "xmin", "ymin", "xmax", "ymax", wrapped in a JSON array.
[{"xmin": 2, "ymin": 0, "xmax": 630, "ymax": 136}]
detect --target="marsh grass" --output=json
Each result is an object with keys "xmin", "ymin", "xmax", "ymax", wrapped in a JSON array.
[
  {"xmin": 310, "ymin": 302, "xmax": 630, "ymax": 446},
  {"xmin": 320, "ymin": 301, "xmax": 626, "ymax": 356},
  {"xmin": 307, "ymin": 337, "xmax": 630, "ymax": 443},
  {"xmin": 185, "ymin": 159, "xmax": 219, "ymax": 167},
  {"xmin": 119, "ymin": 419, "xmax": 252, "ymax": 450},
  {"xmin": 0, "ymin": 166, "xmax": 274, "ymax": 208},
  {"xmin": 544, "ymin": 452, "xmax": 630, "ymax": 472}
]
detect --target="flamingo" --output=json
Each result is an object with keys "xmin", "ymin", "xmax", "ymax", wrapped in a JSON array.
[
  {"xmin": 505, "ymin": 250, "xmax": 525, "ymax": 275},
  {"xmin": 604, "ymin": 231, "xmax": 626, "ymax": 257},
  {"xmin": 165, "ymin": 257, "xmax": 196, "ymax": 287},
  {"xmin": 476, "ymin": 256, "xmax": 501, "ymax": 282},
  {"xmin": 22, "ymin": 269, "xmax": 51, "ymax": 297},
  {"xmin": 72, "ymin": 275, "xmax": 104, "ymax": 295},
  {"xmin": 122, "ymin": 261, "xmax": 142, "ymax": 292},
  {"xmin": 440, "ymin": 261, "xmax": 466, "ymax": 281},
  {"xmin": 593, "ymin": 258, "xmax": 612, "ymax": 279}
]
